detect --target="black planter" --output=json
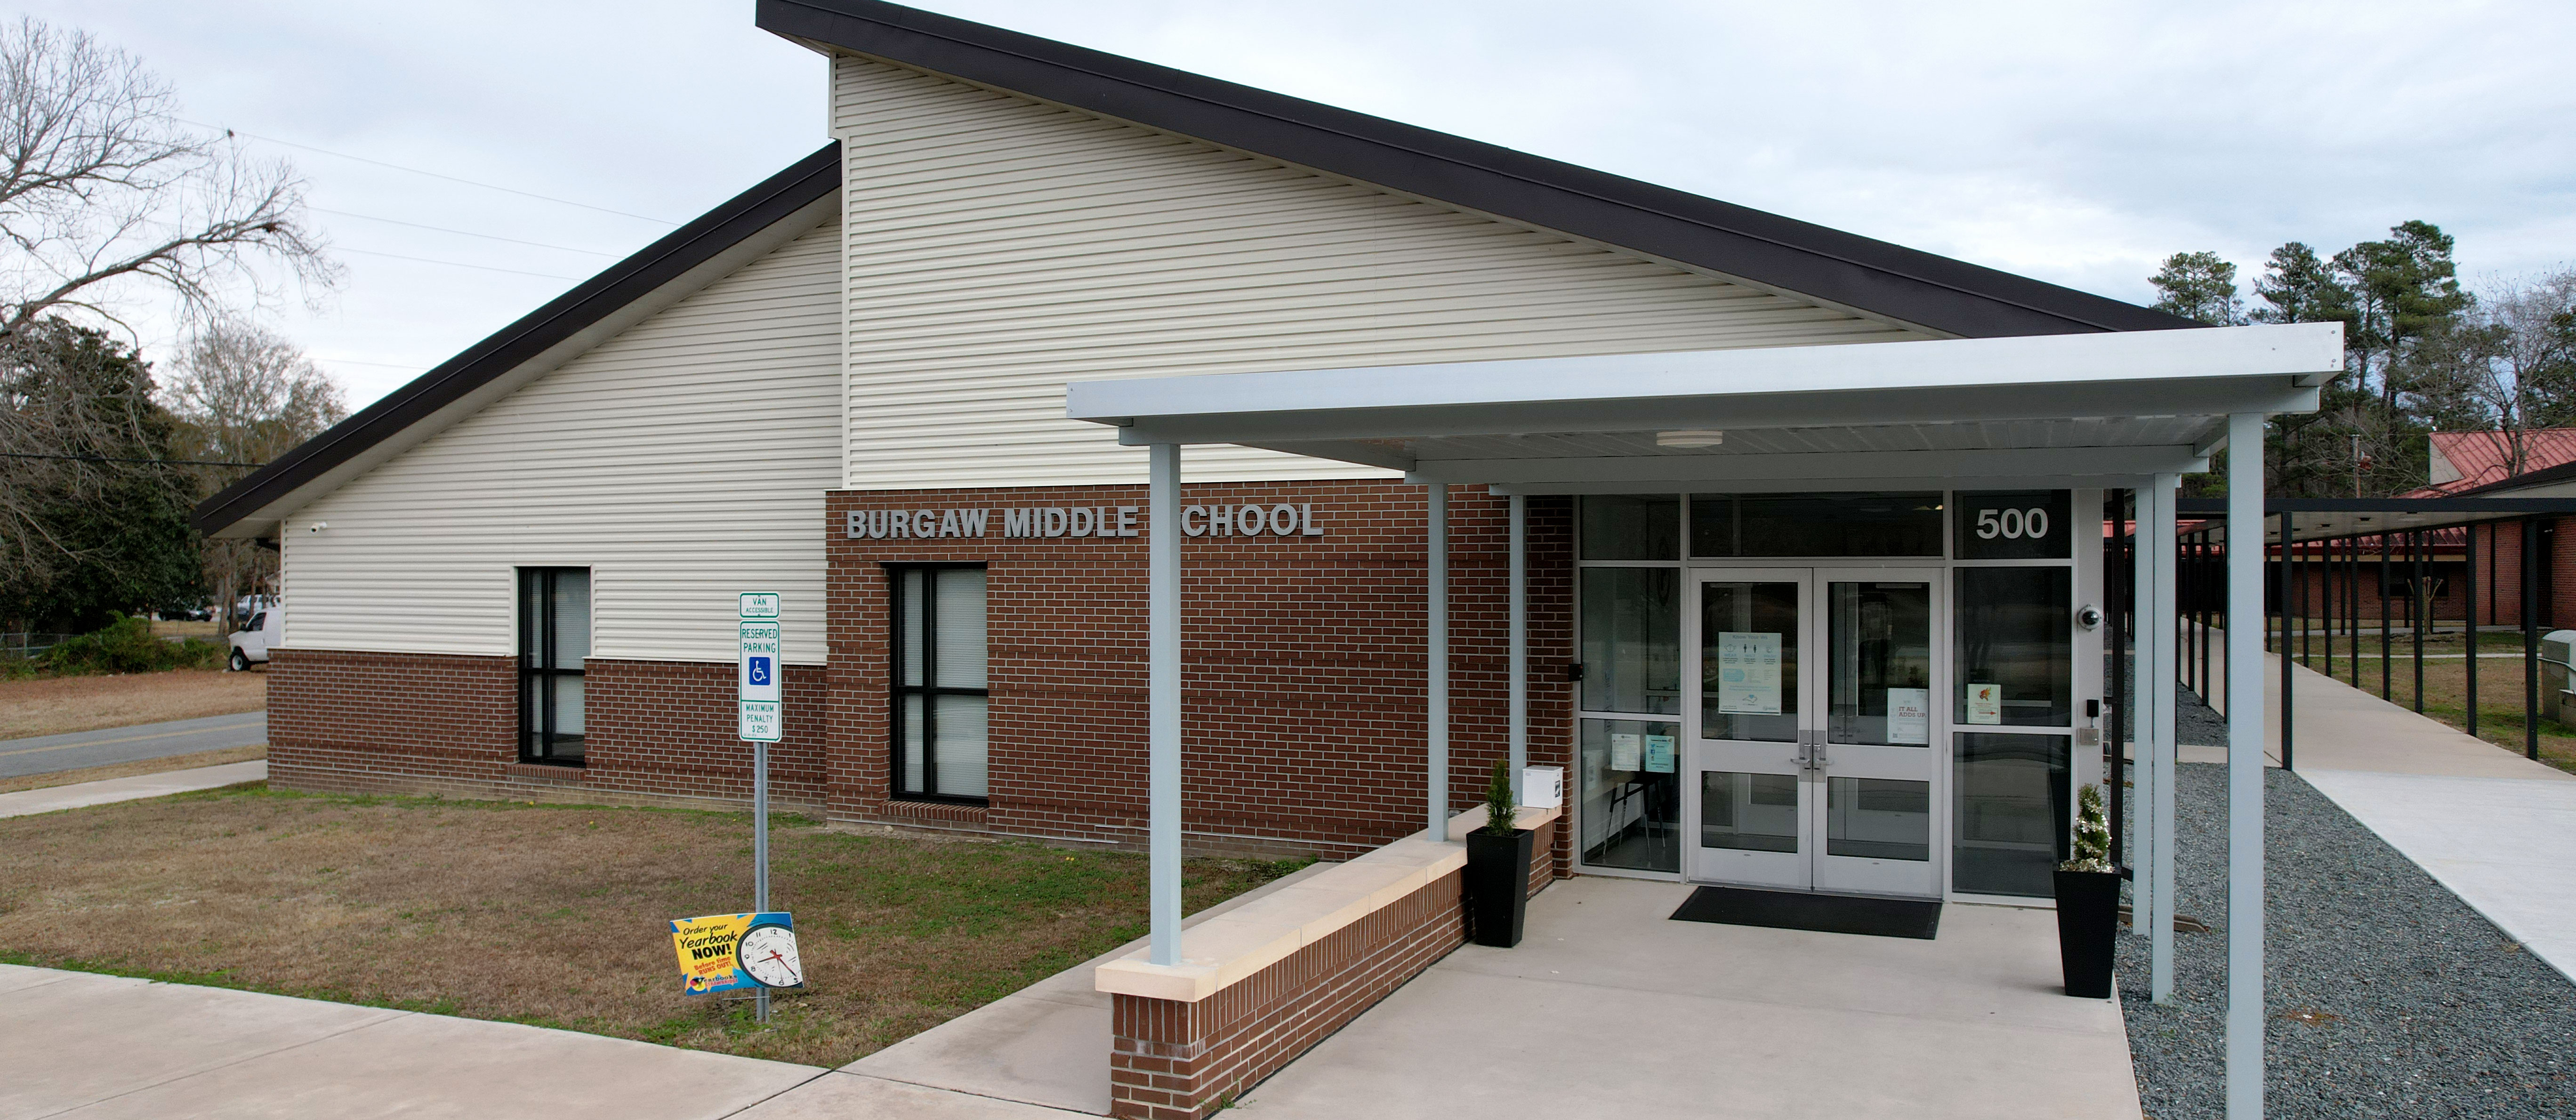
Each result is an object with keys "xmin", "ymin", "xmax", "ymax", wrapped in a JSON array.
[
  {"xmin": 2053, "ymin": 868, "xmax": 2121, "ymax": 999},
  {"xmin": 1465, "ymin": 828, "xmax": 1534, "ymax": 948}
]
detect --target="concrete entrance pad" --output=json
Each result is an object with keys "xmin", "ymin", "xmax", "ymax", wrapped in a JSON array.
[{"xmin": 1235, "ymin": 877, "xmax": 2141, "ymax": 1120}]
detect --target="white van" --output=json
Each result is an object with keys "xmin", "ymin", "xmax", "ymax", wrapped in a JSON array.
[{"xmin": 228, "ymin": 608, "xmax": 282, "ymax": 671}]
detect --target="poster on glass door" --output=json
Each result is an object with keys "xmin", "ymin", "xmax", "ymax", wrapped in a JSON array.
[
  {"xmin": 1887, "ymin": 688, "xmax": 1930, "ymax": 745},
  {"xmin": 1715, "ymin": 631, "xmax": 1782, "ymax": 715}
]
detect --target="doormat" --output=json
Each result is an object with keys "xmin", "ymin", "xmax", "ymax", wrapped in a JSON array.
[{"xmin": 1669, "ymin": 886, "xmax": 1942, "ymax": 940}]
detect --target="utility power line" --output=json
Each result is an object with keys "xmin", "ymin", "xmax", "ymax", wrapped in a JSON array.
[
  {"xmin": 336, "ymin": 247, "xmax": 580, "ymax": 281},
  {"xmin": 309, "ymin": 207, "xmax": 621, "ymax": 257},
  {"xmin": 185, "ymin": 120, "xmax": 681, "ymax": 226}
]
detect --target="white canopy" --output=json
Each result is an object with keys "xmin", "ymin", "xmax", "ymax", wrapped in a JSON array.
[{"xmin": 1067, "ymin": 322, "xmax": 2339, "ymax": 491}]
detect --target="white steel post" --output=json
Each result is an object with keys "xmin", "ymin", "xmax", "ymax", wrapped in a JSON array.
[
  {"xmin": 1428, "ymin": 482, "xmax": 1450, "ymax": 838},
  {"xmin": 2130, "ymin": 480, "xmax": 2159, "ymax": 988},
  {"xmin": 754, "ymin": 737, "xmax": 770, "ymax": 1023},
  {"xmin": 1508, "ymin": 493, "xmax": 1527, "ymax": 802},
  {"xmin": 1149, "ymin": 443, "xmax": 1183, "ymax": 967},
  {"xmin": 2148, "ymin": 471, "xmax": 2182, "ymax": 1003},
  {"xmin": 2224, "ymin": 414, "xmax": 2267, "ymax": 1119}
]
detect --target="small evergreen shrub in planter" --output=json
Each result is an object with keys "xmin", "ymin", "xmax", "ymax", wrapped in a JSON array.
[
  {"xmin": 1464, "ymin": 759, "xmax": 1532, "ymax": 948},
  {"xmin": 2053, "ymin": 782, "xmax": 2119, "ymax": 999}
]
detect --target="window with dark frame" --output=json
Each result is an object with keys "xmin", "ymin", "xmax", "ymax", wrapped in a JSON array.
[
  {"xmin": 518, "ymin": 567, "xmax": 589, "ymax": 764},
  {"xmin": 891, "ymin": 564, "xmax": 989, "ymax": 802}
]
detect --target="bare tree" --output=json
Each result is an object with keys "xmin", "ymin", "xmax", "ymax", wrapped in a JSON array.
[
  {"xmin": 162, "ymin": 320, "xmax": 346, "ymax": 632},
  {"xmin": 2413, "ymin": 270, "xmax": 2576, "ymax": 482},
  {"xmin": 0, "ymin": 17, "xmax": 336, "ymax": 343}
]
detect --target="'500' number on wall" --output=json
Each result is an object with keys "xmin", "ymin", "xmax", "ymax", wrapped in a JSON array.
[{"xmin": 1975, "ymin": 508, "xmax": 2049, "ymax": 540}]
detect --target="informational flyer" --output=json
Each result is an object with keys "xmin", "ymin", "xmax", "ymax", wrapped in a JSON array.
[
  {"xmin": 1966, "ymin": 683, "xmax": 2003, "ymax": 725},
  {"xmin": 1887, "ymin": 688, "xmax": 1931, "ymax": 744},
  {"xmin": 1643, "ymin": 733, "xmax": 1676, "ymax": 773},
  {"xmin": 1610, "ymin": 732, "xmax": 1643, "ymax": 771},
  {"xmin": 1716, "ymin": 632, "xmax": 1783, "ymax": 715}
]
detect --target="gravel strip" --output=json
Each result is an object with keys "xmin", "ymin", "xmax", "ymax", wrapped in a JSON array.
[{"xmin": 2117, "ymin": 762, "xmax": 2576, "ymax": 1118}]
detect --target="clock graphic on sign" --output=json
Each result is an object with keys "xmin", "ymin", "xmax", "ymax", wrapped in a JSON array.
[{"xmin": 736, "ymin": 923, "xmax": 804, "ymax": 989}]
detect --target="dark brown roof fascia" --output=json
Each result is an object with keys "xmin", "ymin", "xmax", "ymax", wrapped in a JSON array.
[
  {"xmin": 758, "ymin": 0, "xmax": 2194, "ymax": 339},
  {"xmin": 192, "ymin": 144, "xmax": 842, "ymax": 536}
]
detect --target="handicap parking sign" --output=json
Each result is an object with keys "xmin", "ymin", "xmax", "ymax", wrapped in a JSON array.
[{"xmin": 738, "ymin": 620, "xmax": 782, "ymax": 704}]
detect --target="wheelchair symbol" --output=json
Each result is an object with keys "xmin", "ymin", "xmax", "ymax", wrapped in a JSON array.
[{"xmin": 748, "ymin": 657, "xmax": 772, "ymax": 685}]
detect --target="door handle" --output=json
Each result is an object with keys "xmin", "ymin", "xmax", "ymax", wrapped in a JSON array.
[{"xmin": 1811, "ymin": 742, "xmax": 1829, "ymax": 773}]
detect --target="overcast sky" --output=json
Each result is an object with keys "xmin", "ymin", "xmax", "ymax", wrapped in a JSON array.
[{"xmin": 29, "ymin": 0, "xmax": 2576, "ymax": 411}]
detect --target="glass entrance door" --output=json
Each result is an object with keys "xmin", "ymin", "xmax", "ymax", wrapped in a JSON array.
[{"xmin": 1687, "ymin": 568, "xmax": 1943, "ymax": 897}]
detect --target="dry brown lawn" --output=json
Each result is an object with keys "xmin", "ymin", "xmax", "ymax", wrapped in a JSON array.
[
  {"xmin": 0, "ymin": 784, "xmax": 1301, "ymax": 1067},
  {"xmin": 0, "ymin": 745, "xmax": 266, "ymax": 794},
  {"xmin": 0, "ymin": 669, "xmax": 264, "ymax": 741}
]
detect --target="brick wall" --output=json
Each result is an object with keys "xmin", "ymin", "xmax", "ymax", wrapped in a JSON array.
[
  {"xmin": 267, "ymin": 649, "xmax": 829, "ymax": 813},
  {"xmin": 1110, "ymin": 870, "xmax": 1465, "ymax": 1119},
  {"xmin": 825, "ymin": 482, "xmax": 1578, "ymax": 867}
]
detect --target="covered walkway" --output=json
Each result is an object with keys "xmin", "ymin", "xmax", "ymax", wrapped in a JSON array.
[{"xmin": 2179, "ymin": 630, "xmax": 2576, "ymax": 981}]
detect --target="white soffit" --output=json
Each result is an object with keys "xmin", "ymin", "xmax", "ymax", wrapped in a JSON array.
[{"xmin": 1065, "ymin": 322, "xmax": 2338, "ymax": 486}]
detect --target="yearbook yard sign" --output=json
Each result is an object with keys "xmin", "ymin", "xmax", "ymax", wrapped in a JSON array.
[{"xmin": 670, "ymin": 911, "xmax": 805, "ymax": 994}]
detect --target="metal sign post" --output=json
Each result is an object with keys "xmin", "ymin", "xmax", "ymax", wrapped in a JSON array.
[{"xmin": 737, "ymin": 593, "xmax": 782, "ymax": 1023}]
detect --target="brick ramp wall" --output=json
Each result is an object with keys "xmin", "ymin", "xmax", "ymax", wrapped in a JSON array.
[{"xmin": 1109, "ymin": 816, "xmax": 1557, "ymax": 1120}]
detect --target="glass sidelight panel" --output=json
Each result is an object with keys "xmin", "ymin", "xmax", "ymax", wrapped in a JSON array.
[
  {"xmin": 1581, "ymin": 569, "xmax": 1679, "ymax": 715},
  {"xmin": 1827, "ymin": 581, "xmax": 1932, "ymax": 746},
  {"xmin": 1953, "ymin": 732, "xmax": 2070, "ymax": 897},
  {"xmin": 1699, "ymin": 770, "xmax": 1800, "ymax": 853},
  {"xmin": 1700, "ymin": 581, "xmax": 1799, "ymax": 742},
  {"xmin": 1580, "ymin": 494, "xmax": 1679, "ymax": 560},
  {"xmin": 1954, "ymin": 567, "xmax": 2072, "ymax": 727},
  {"xmin": 1580, "ymin": 718, "xmax": 1680, "ymax": 872},
  {"xmin": 1826, "ymin": 777, "xmax": 1930, "ymax": 860}
]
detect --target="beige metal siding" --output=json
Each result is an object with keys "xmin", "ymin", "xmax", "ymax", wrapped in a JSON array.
[
  {"xmin": 832, "ymin": 55, "xmax": 1931, "ymax": 490},
  {"xmin": 281, "ymin": 219, "xmax": 843, "ymax": 663}
]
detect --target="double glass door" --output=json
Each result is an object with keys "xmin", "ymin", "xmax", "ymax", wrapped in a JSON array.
[{"xmin": 1687, "ymin": 568, "xmax": 1941, "ymax": 897}]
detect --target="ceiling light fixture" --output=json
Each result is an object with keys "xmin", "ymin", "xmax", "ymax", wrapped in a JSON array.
[{"xmin": 1656, "ymin": 429, "xmax": 1725, "ymax": 448}]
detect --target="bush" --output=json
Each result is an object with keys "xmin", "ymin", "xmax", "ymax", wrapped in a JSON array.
[{"xmin": 27, "ymin": 613, "xmax": 221, "ymax": 677}]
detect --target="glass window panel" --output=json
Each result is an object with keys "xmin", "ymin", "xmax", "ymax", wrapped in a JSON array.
[
  {"xmin": 553, "ymin": 675, "xmax": 584, "ymax": 738},
  {"xmin": 898, "ymin": 569, "xmax": 925, "ymax": 687},
  {"xmin": 523, "ymin": 678, "xmax": 543, "ymax": 735},
  {"xmin": 934, "ymin": 569, "xmax": 987, "ymax": 688},
  {"xmin": 1827, "ymin": 777, "xmax": 1929, "ymax": 860},
  {"xmin": 1828, "ymin": 581, "xmax": 1933, "ymax": 746},
  {"xmin": 1579, "ymin": 494, "xmax": 1678, "ymax": 560},
  {"xmin": 1699, "ymin": 770, "xmax": 1800, "ymax": 853},
  {"xmin": 550, "ymin": 569, "xmax": 589, "ymax": 667},
  {"xmin": 519, "ymin": 571, "xmax": 542, "ymax": 663},
  {"xmin": 900, "ymin": 694, "xmax": 925, "ymax": 795},
  {"xmin": 1954, "ymin": 567, "xmax": 2072, "ymax": 726},
  {"xmin": 1952, "ymin": 732, "xmax": 2069, "ymax": 897},
  {"xmin": 934, "ymin": 694, "xmax": 989, "ymax": 798},
  {"xmin": 1693, "ymin": 492, "xmax": 1943, "ymax": 557},
  {"xmin": 1700, "ymin": 581, "xmax": 1799, "ymax": 742},
  {"xmin": 1578, "ymin": 718, "xmax": 1679, "ymax": 872},
  {"xmin": 1580, "ymin": 568, "xmax": 1678, "ymax": 715},
  {"xmin": 1954, "ymin": 491, "xmax": 2071, "ymax": 560}
]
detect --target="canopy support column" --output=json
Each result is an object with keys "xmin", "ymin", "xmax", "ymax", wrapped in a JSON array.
[
  {"xmin": 2225, "ymin": 413, "xmax": 2268, "ymax": 1119},
  {"xmin": 2145, "ymin": 472, "xmax": 2181, "ymax": 1003},
  {"xmin": 1508, "ymin": 493, "xmax": 1527, "ymax": 801},
  {"xmin": 1427, "ymin": 483, "xmax": 1450, "ymax": 838},
  {"xmin": 1148, "ymin": 442, "xmax": 1182, "ymax": 966}
]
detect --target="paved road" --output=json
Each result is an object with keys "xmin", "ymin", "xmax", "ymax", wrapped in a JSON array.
[{"xmin": 0, "ymin": 710, "xmax": 266, "ymax": 780}]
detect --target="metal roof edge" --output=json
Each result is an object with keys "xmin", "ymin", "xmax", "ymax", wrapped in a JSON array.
[
  {"xmin": 191, "ymin": 143, "xmax": 843, "ymax": 537},
  {"xmin": 757, "ymin": 0, "xmax": 2197, "ymax": 339}
]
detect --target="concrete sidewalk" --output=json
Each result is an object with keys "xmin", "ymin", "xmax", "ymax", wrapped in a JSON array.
[
  {"xmin": 0, "ymin": 964, "xmax": 827, "ymax": 1120},
  {"xmin": 2186, "ymin": 627, "xmax": 2576, "ymax": 982},
  {"xmin": 0, "ymin": 760, "xmax": 267, "ymax": 818}
]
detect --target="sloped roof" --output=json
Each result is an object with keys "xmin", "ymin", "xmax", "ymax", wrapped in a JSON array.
[
  {"xmin": 757, "ymin": 0, "xmax": 2195, "ymax": 340},
  {"xmin": 2408, "ymin": 429, "xmax": 2576, "ymax": 497},
  {"xmin": 192, "ymin": 145, "xmax": 841, "ymax": 537}
]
